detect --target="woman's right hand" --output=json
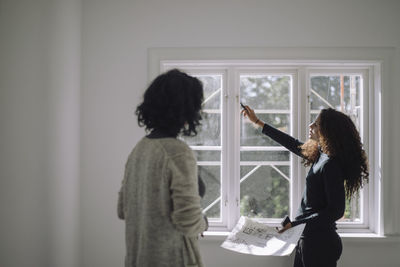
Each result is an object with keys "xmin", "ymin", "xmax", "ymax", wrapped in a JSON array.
[{"xmin": 241, "ymin": 105, "xmax": 259, "ymax": 123}]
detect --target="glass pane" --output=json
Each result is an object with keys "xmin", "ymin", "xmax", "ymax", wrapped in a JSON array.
[
  {"xmin": 240, "ymin": 165, "xmax": 290, "ymax": 218},
  {"xmin": 240, "ymin": 75, "xmax": 290, "ymax": 109},
  {"xmin": 184, "ymin": 74, "xmax": 223, "ymax": 220},
  {"xmin": 241, "ymin": 114, "xmax": 290, "ymax": 146},
  {"xmin": 310, "ymin": 75, "xmax": 361, "ymax": 130},
  {"xmin": 240, "ymin": 150, "xmax": 289, "ymax": 162},
  {"xmin": 193, "ymin": 150, "xmax": 221, "ymax": 162},
  {"xmin": 199, "ymin": 166, "xmax": 221, "ymax": 219},
  {"xmin": 310, "ymin": 113, "xmax": 319, "ymax": 125},
  {"xmin": 196, "ymin": 75, "xmax": 222, "ymax": 110},
  {"xmin": 240, "ymin": 74, "xmax": 292, "ymax": 219},
  {"xmin": 340, "ymin": 192, "xmax": 361, "ymax": 222},
  {"xmin": 183, "ymin": 113, "xmax": 221, "ymax": 146},
  {"xmin": 309, "ymin": 74, "xmax": 363, "ymax": 222}
]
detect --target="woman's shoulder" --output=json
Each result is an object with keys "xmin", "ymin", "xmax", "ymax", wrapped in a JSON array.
[
  {"xmin": 320, "ymin": 154, "xmax": 343, "ymax": 174},
  {"xmin": 145, "ymin": 137, "xmax": 193, "ymax": 158}
]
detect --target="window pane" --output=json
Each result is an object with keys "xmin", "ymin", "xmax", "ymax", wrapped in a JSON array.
[
  {"xmin": 310, "ymin": 75, "xmax": 361, "ymax": 131},
  {"xmin": 341, "ymin": 193, "xmax": 361, "ymax": 222},
  {"xmin": 241, "ymin": 114, "xmax": 290, "ymax": 146},
  {"xmin": 183, "ymin": 113, "xmax": 221, "ymax": 146},
  {"xmin": 197, "ymin": 75, "xmax": 222, "ymax": 109},
  {"xmin": 309, "ymin": 74, "xmax": 362, "ymax": 222},
  {"xmin": 240, "ymin": 166, "xmax": 290, "ymax": 218},
  {"xmin": 199, "ymin": 166, "xmax": 221, "ymax": 219},
  {"xmin": 240, "ymin": 150, "xmax": 289, "ymax": 162},
  {"xmin": 183, "ymin": 74, "xmax": 222, "ymax": 220},
  {"xmin": 193, "ymin": 150, "xmax": 221, "ymax": 161},
  {"xmin": 240, "ymin": 75, "xmax": 290, "ymax": 109},
  {"xmin": 240, "ymin": 74, "xmax": 292, "ymax": 219}
]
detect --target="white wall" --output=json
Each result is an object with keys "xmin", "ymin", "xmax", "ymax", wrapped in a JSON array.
[
  {"xmin": 0, "ymin": 1, "xmax": 49, "ymax": 266},
  {"xmin": 0, "ymin": 0, "xmax": 81, "ymax": 266},
  {"xmin": 46, "ymin": 0, "xmax": 81, "ymax": 266},
  {"xmin": 81, "ymin": 0, "xmax": 400, "ymax": 266},
  {"xmin": 1, "ymin": 0, "xmax": 400, "ymax": 266}
]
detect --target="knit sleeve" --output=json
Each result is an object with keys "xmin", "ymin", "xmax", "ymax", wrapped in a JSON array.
[
  {"xmin": 169, "ymin": 150, "xmax": 208, "ymax": 237},
  {"xmin": 117, "ymin": 182, "xmax": 125, "ymax": 220},
  {"xmin": 117, "ymin": 164, "xmax": 128, "ymax": 220}
]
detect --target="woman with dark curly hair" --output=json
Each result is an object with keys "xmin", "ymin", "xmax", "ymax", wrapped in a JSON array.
[
  {"xmin": 241, "ymin": 106, "xmax": 368, "ymax": 267},
  {"xmin": 118, "ymin": 69, "xmax": 208, "ymax": 267}
]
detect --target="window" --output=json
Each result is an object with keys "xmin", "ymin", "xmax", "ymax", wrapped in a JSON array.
[
  {"xmin": 160, "ymin": 60, "xmax": 380, "ymax": 233},
  {"xmin": 309, "ymin": 71, "xmax": 365, "ymax": 224}
]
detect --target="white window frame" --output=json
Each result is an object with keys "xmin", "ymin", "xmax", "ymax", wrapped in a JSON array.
[{"xmin": 159, "ymin": 60, "xmax": 381, "ymax": 234}]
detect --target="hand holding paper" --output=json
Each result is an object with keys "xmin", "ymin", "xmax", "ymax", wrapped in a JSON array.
[{"xmin": 221, "ymin": 216, "xmax": 305, "ymax": 256}]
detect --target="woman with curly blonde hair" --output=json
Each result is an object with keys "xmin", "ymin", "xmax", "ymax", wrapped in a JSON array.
[{"xmin": 242, "ymin": 106, "xmax": 368, "ymax": 267}]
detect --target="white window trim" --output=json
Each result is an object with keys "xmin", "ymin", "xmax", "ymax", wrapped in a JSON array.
[{"xmin": 154, "ymin": 56, "xmax": 383, "ymax": 235}]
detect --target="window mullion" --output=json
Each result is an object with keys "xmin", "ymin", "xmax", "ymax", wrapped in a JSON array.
[
  {"xmin": 371, "ymin": 64, "xmax": 382, "ymax": 235},
  {"xmin": 225, "ymin": 67, "xmax": 240, "ymax": 230},
  {"xmin": 220, "ymin": 69, "xmax": 229, "ymax": 229},
  {"xmin": 362, "ymin": 68, "xmax": 370, "ymax": 230},
  {"xmin": 293, "ymin": 67, "xmax": 307, "ymax": 217}
]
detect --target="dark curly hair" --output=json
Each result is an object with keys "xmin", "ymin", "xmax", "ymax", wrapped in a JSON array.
[
  {"xmin": 136, "ymin": 69, "xmax": 204, "ymax": 137},
  {"xmin": 300, "ymin": 108, "xmax": 369, "ymax": 198}
]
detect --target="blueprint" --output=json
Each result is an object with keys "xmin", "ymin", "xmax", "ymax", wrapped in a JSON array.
[{"xmin": 221, "ymin": 216, "xmax": 305, "ymax": 256}]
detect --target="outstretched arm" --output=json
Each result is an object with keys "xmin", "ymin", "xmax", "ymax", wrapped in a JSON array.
[{"xmin": 241, "ymin": 105, "xmax": 304, "ymax": 158}]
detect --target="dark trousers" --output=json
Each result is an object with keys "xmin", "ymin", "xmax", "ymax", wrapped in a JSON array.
[{"xmin": 293, "ymin": 231, "xmax": 342, "ymax": 267}]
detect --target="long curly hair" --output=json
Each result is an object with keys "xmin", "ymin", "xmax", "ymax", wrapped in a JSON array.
[
  {"xmin": 136, "ymin": 69, "xmax": 204, "ymax": 137},
  {"xmin": 300, "ymin": 108, "xmax": 369, "ymax": 198}
]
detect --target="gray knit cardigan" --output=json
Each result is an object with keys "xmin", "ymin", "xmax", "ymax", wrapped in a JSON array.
[{"xmin": 118, "ymin": 137, "xmax": 208, "ymax": 267}]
